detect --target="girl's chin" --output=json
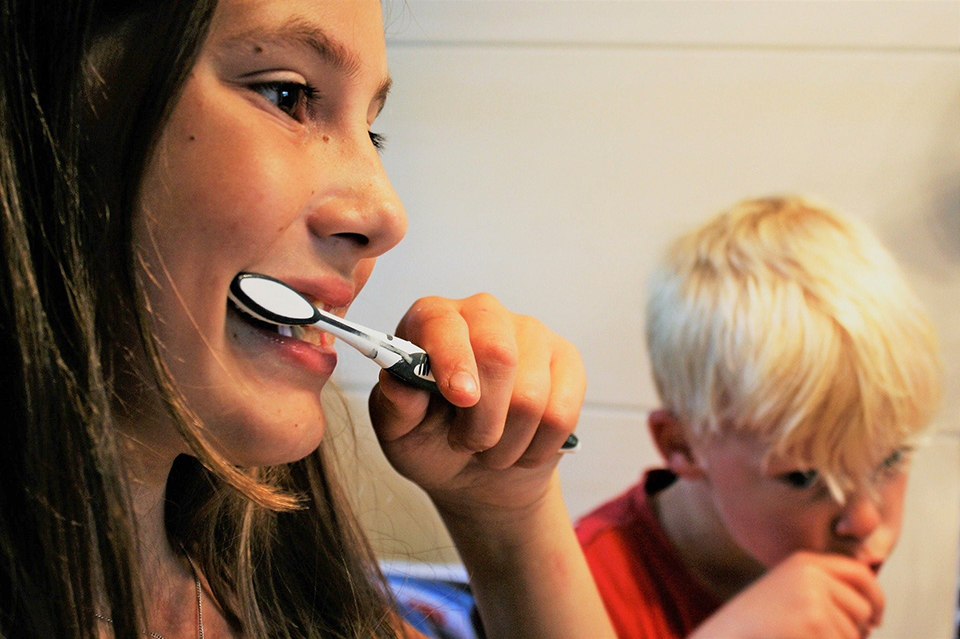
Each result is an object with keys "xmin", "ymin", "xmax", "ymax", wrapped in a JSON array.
[
  {"xmin": 217, "ymin": 420, "xmax": 327, "ymax": 467},
  {"xmin": 194, "ymin": 388, "xmax": 329, "ymax": 467}
]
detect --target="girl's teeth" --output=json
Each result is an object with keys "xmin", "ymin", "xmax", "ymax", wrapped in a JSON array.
[
  {"xmin": 289, "ymin": 324, "xmax": 325, "ymax": 346},
  {"xmin": 279, "ymin": 325, "xmax": 293, "ymax": 337}
]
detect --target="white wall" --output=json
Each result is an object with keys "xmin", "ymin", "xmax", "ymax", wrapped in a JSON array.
[{"xmin": 329, "ymin": 2, "xmax": 960, "ymax": 637}]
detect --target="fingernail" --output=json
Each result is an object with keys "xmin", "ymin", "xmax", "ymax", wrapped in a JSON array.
[{"xmin": 449, "ymin": 371, "xmax": 478, "ymax": 395}]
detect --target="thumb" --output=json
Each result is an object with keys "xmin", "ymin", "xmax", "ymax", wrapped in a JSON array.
[{"xmin": 368, "ymin": 370, "xmax": 432, "ymax": 444}]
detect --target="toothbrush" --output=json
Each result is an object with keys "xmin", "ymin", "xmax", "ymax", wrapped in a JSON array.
[{"xmin": 228, "ymin": 272, "xmax": 580, "ymax": 453}]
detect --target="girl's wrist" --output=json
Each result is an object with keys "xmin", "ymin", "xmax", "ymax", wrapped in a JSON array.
[
  {"xmin": 434, "ymin": 476, "xmax": 566, "ymax": 563},
  {"xmin": 433, "ymin": 470, "xmax": 559, "ymax": 522}
]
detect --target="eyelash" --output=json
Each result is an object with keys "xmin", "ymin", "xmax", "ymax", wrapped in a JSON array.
[
  {"xmin": 780, "ymin": 469, "xmax": 819, "ymax": 490},
  {"xmin": 250, "ymin": 80, "xmax": 387, "ymax": 151},
  {"xmin": 368, "ymin": 131, "xmax": 386, "ymax": 151},
  {"xmin": 878, "ymin": 447, "xmax": 912, "ymax": 475},
  {"xmin": 778, "ymin": 447, "xmax": 913, "ymax": 491},
  {"xmin": 252, "ymin": 80, "xmax": 317, "ymax": 119}
]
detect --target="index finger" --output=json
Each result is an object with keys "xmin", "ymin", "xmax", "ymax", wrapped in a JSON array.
[
  {"xmin": 396, "ymin": 296, "xmax": 481, "ymax": 408},
  {"xmin": 816, "ymin": 555, "xmax": 885, "ymax": 627}
]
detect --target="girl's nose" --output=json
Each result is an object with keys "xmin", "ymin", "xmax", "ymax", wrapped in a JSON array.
[
  {"xmin": 833, "ymin": 492, "xmax": 882, "ymax": 541},
  {"xmin": 304, "ymin": 131, "xmax": 407, "ymax": 259}
]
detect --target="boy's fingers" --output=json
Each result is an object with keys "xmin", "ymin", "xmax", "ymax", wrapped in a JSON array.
[
  {"xmin": 826, "ymin": 605, "xmax": 864, "ymax": 639},
  {"xmin": 819, "ymin": 557, "xmax": 884, "ymax": 627},
  {"xmin": 828, "ymin": 578, "xmax": 876, "ymax": 637},
  {"xmin": 790, "ymin": 554, "xmax": 883, "ymax": 630},
  {"xmin": 396, "ymin": 297, "xmax": 481, "ymax": 408}
]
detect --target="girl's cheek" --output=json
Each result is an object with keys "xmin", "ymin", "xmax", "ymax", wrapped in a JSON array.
[{"xmin": 354, "ymin": 259, "xmax": 376, "ymax": 291}]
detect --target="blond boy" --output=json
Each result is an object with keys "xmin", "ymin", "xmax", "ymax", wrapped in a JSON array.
[{"xmin": 576, "ymin": 197, "xmax": 942, "ymax": 638}]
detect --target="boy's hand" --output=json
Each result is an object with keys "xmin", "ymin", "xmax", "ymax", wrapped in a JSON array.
[
  {"xmin": 689, "ymin": 552, "xmax": 884, "ymax": 639},
  {"xmin": 368, "ymin": 293, "xmax": 585, "ymax": 520}
]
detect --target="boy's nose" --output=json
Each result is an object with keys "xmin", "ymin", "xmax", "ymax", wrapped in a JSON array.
[
  {"xmin": 833, "ymin": 492, "xmax": 882, "ymax": 541},
  {"xmin": 304, "ymin": 134, "xmax": 407, "ymax": 259}
]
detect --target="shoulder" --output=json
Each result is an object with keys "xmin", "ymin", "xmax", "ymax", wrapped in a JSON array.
[
  {"xmin": 576, "ymin": 470, "xmax": 673, "ymax": 548},
  {"xmin": 575, "ymin": 477, "xmax": 659, "ymax": 578}
]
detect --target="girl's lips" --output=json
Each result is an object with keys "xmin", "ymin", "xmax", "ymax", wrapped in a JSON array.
[
  {"xmin": 280, "ymin": 274, "xmax": 356, "ymax": 311},
  {"xmin": 272, "ymin": 332, "xmax": 338, "ymax": 376},
  {"xmin": 227, "ymin": 303, "xmax": 338, "ymax": 377}
]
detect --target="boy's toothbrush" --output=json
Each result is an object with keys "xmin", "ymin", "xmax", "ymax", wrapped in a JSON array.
[{"xmin": 228, "ymin": 272, "xmax": 580, "ymax": 453}]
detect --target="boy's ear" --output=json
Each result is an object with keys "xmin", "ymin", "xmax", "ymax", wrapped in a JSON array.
[{"xmin": 648, "ymin": 409, "xmax": 706, "ymax": 479}]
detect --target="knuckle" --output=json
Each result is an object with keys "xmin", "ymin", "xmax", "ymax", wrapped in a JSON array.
[
  {"xmin": 515, "ymin": 312, "xmax": 546, "ymax": 334},
  {"xmin": 510, "ymin": 385, "xmax": 549, "ymax": 420},
  {"xmin": 405, "ymin": 296, "xmax": 453, "ymax": 323},
  {"xmin": 474, "ymin": 338, "xmax": 519, "ymax": 374},
  {"xmin": 807, "ymin": 614, "xmax": 830, "ymax": 635},
  {"xmin": 541, "ymin": 396, "xmax": 581, "ymax": 430},
  {"xmin": 467, "ymin": 291, "xmax": 501, "ymax": 310},
  {"xmin": 456, "ymin": 427, "xmax": 502, "ymax": 453},
  {"xmin": 515, "ymin": 453, "xmax": 548, "ymax": 469},
  {"xmin": 477, "ymin": 451, "xmax": 515, "ymax": 471}
]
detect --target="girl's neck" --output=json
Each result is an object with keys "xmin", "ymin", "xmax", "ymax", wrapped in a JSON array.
[
  {"xmin": 116, "ymin": 435, "xmax": 202, "ymax": 636},
  {"xmin": 653, "ymin": 477, "xmax": 765, "ymax": 602}
]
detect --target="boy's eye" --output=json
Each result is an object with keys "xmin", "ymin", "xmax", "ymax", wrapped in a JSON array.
[
  {"xmin": 779, "ymin": 469, "xmax": 819, "ymax": 489},
  {"xmin": 877, "ymin": 447, "xmax": 912, "ymax": 475},
  {"xmin": 251, "ymin": 81, "xmax": 315, "ymax": 118},
  {"xmin": 881, "ymin": 449, "xmax": 903, "ymax": 468}
]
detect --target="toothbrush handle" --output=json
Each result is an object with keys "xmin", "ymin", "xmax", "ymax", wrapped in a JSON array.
[
  {"xmin": 560, "ymin": 433, "xmax": 579, "ymax": 452},
  {"xmin": 385, "ymin": 351, "xmax": 440, "ymax": 393}
]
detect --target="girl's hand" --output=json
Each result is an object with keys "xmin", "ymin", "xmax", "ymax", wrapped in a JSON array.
[
  {"xmin": 367, "ymin": 293, "xmax": 586, "ymax": 521},
  {"xmin": 369, "ymin": 294, "xmax": 614, "ymax": 638}
]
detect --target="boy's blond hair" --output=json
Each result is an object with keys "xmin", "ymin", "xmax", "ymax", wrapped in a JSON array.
[{"xmin": 646, "ymin": 196, "xmax": 942, "ymax": 497}]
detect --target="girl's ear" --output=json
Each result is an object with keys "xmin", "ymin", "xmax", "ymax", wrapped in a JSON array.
[{"xmin": 647, "ymin": 409, "xmax": 706, "ymax": 479}]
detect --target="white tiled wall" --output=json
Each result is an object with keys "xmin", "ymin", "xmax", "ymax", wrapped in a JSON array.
[{"xmin": 330, "ymin": 2, "xmax": 960, "ymax": 637}]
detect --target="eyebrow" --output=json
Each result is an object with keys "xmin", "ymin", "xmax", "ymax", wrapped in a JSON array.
[{"xmin": 221, "ymin": 17, "xmax": 392, "ymax": 112}]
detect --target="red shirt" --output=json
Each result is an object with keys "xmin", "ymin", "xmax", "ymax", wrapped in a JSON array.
[{"xmin": 576, "ymin": 470, "xmax": 721, "ymax": 639}]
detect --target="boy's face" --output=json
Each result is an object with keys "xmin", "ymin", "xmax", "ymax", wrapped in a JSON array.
[{"xmin": 696, "ymin": 435, "xmax": 910, "ymax": 574}]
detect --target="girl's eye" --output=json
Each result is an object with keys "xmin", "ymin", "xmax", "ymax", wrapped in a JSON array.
[
  {"xmin": 251, "ymin": 81, "xmax": 315, "ymax": 118},
  {"xmin": 779, "ymin": 469, "xmax": 819, "ymax": 489},
  {"xmin": 369, "ymin": 131, "xmax": 386, "ymax": 151}
]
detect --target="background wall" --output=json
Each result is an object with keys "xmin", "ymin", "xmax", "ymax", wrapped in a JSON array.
[{"xmin": 328, "ymin": 2, "xmax": 960, "ymax": 637}]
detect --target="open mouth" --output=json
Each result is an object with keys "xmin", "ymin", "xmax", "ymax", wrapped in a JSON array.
[{"xmin": 228, "ymin": 299, "xmax": 329, "ymax": 347}]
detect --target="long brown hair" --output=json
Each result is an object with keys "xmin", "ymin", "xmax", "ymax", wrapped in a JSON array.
[{"xmin": 0, "ymin": 1, "xmax": 399, "ymax": 636}]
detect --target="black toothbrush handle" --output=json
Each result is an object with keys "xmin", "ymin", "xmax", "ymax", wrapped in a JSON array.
[{"xmin": 385, "ymin": 357, "xmax": 440, "ymax": 393}]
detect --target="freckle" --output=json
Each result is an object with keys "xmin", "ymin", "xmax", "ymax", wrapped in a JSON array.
[
  {"xmin": 253, "ymin": 45, "xmax": 263, "ymax": 54},
  {"xmin": 322, "ymin": 135, "xmax": 329, "ymax": 143},
  {"xmin": 188, "ymin": 135, "xmax": 196, "ymax": 141}
]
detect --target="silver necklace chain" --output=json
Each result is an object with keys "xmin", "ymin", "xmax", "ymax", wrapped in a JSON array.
[
  {"xmin": 95, "ymin": 553, "xmax": 204, "ymax": 639},
  {"xmin": 186, "ymin": 553, "xmax": 205, "ymax": 639}
]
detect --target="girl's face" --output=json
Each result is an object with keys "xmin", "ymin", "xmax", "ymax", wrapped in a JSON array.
[{"xmin": 134, "ymin": 0, "xmax": 405, "ymax": 465}]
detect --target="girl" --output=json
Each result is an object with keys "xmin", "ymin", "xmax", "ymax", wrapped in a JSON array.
[{"xmin": 0, "ymin": 0, "xmax": 614, "ymax": 637}]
